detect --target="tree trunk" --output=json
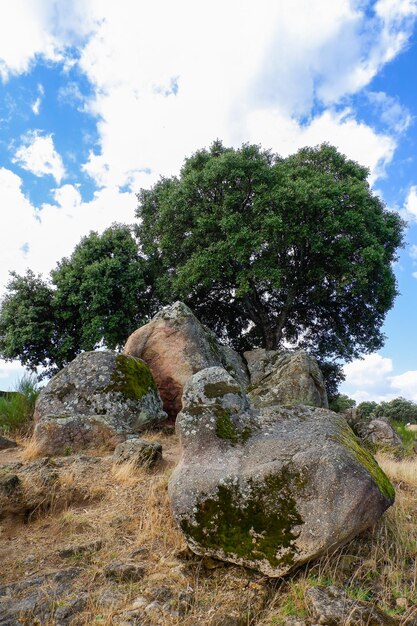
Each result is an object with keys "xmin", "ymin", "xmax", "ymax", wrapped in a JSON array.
[{"xmin": 273, "ymin": 286, "xmax": 297, "ymax": 348}]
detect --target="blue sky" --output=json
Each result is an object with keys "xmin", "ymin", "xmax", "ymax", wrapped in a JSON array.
[{"xmin": 0, "ymin": 0, "xmax": 417, "ymax": 403}]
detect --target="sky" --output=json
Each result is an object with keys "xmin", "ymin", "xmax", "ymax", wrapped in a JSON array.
[{"xmin": 0, "ymin": 0, "xmax": 417, "ymax": 403}]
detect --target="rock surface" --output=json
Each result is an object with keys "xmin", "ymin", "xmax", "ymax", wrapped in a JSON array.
[
  {"xmin": 306, "ymin": 585, "xmax": 399, "ymax": 625},
  {"xmin": 244, "ymin": 349, "xmax": 328, "ymax": 408},
  {"xmin": 356, "ymin": 418, "xmax": 403, "ymax": 453},
  {"xmin": 0, "ymin": 435, "xmax": 17, "ymax": 450},
  {"xmin": 33, "ymin": 351, "xmax": 166, "ymax": 455},
  {"xmin": 33, "ymin": 414, "xmax": 129, "ymax": 456},
  {"xmin": 169, "ymin": 367, "xmax": 394, "ymax": 577},
  {"xmin": 124, "ymin": 301, "xmax": 249, "ymax": 418},
  {"xmin": 0, "ymin": 568, "xmax": 84, "ymax": 625},
  {"xmin": 113, "ymin": 438, "xmax": 162, "ymax": 467}
]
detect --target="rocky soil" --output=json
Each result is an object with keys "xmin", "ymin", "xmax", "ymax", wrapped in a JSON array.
[{"xmin": 1, "ymin": 433, "xmax": 416, "ymax": 626}]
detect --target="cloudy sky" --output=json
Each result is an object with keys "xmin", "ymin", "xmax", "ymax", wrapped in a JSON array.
[{"xmin": 0, "ymin": 0, "xmax": 417, "ymax": 403}]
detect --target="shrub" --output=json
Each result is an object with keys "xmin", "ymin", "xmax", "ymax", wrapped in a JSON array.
[
  {"xmin": 391, "ymin": 420, "xmax": 417, "ymax": 456},
  {"xmin": 0, "ymin": 373, "xmax": 39, "ymax": 433},
  {"xmin": 375, "ymin": 397, "xmax": 417, "ymax": 425}
]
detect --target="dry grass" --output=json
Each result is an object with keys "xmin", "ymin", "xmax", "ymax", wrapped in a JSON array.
[
  {"xmin": 2, "ymin": 435, "xmax": 417, "ymax": 625},
  {"xmin": 20, "ymin": 435, "xmax": 44, "ymax": 461},
  {"xmin": 377, "ymin": 452, "xmax": 417, "ymax": 488},
  {"xmin": 260, "ymin": 453, "xmax": 417, "ymax": 625}
]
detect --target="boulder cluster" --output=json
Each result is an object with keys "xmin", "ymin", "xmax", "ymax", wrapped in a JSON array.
[{"xmin": 31, "ymin": 301, "xmax": 395, "ymax": 578}]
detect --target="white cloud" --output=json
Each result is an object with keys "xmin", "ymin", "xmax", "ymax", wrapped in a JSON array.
[
  {"xmin": 404, "ymin": 186, "xmax": 417, "ymax": 220},
  {"xmin": 341, "ymin": 352, "xmax": 417, "ymax": 403},
  {"xmin": 367, "ymin": 91, "xmax": 412, "ymax": 133},
  {"xmin": 31, "ymin": 84, "xmax": 45, "ymax": 115},
  {"xmin": 0, "ymin": 360, "xmax": 29, "ymax": 386},
  {"xmin": 0, "ymin": 169, "xmax": 137, "ymax": 295},
  {"xmin": 343, "ymin": 353, "xmax": 393, "ymax": 387},
  {"xmin": 13, "ymin": 131, "xmax": 65, "ymax": 184},
  {"xmin": 0, "ymin": 0, "xmax": 98, "ymax": 81},
  {"xmin": 391, "ymin": 370, "xmax": 417, "ymax": 401},
  {"xmin": 245, "ymin": 108, "xmax": 396, "ymax": 184},
  {"xmin": 71, "ymin": 0, "xmax": 414, "ymax": 193}
]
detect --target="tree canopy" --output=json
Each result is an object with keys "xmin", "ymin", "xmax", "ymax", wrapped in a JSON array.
[
  {"xmin": 0, "ymin": 142, "xmax": 405, "ymax": 394},
  {"xmin": 137, "ymin": 141, "xmax": 404, "ymax": 365},
  {"xmin": 0, "ymin": 224, "xmax": 153, "ymax": 376}
]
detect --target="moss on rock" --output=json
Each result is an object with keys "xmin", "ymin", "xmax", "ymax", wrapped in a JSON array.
[
  {"xmin": 104, "ymin": 355, "xmax": 157, "ymax": 401},
  {"xmin": 181, "ymin": 469, "xmax": 305, "ymax": 568},
  {"xmin": 336, "ymin": 423, "xmax": 395, "ymax": 502},
  {"xmin": 204, "ymin": 381, "xmax": 241, "ymax": 399},
  {"xmin": 215, "ymin": 407, "xmax": 253, "ymax": 445}
]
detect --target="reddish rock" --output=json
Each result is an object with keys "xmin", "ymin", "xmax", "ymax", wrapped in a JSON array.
[{"xmin": 123, "ymin": 302, "xmax": 249, "ymax": 418}]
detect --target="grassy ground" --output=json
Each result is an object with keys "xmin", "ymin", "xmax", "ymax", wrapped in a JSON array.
[
  {"xmin": 0, "ymin": 432, "xmax": 416, "ymax": 625},
  {"xmin": 0, "ymin": 374, "xmax": 39, "ymax": 434}
]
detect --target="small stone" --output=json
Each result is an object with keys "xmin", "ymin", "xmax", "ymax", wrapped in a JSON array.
[
  {"xmin": 202, "ymin": 556, "xmax": 225, "ymax": 570},
  {"xmin": 113, "ymin": 439, "xmax": 162, "ymax": 468},
  {"xmin": 307, "ymin": 585, "xmax": 398, "ymax": 625},
  {"xmin": 96, "ymin": 589, "xmax": 124, "ymax": 607},
  {"xmin": 104, "ymin": 561, "xmax": 147, "ymax": 582},
  {"xmin": 53, "ymin": 594, "xmax": 87, "ymax": 623},
  {"xmin": 0, "ymin": 473, "xmax": 20, "ymax": 497},
  {"xmin": 395, "ymin": 597, "xmax": 407, "ymax": 609},
  {"xmin": 129, "ymin": 546, "xmax": 149, "ymax": 559},
  {"xmin": 0, "ymin": 435, "xmax": 18, "ymax": 450},
  {"xmin": 59, "ymin": 539, "xmax": 102, "ymax": 558}
]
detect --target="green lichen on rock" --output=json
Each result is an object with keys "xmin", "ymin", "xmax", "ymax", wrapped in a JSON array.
[
  {"xmin": 215, "ymin": 407, "xmax": 253, "ymax": 445},
  {"xmin": 205, "ymin": 331, "xmax": 222, "ymax": 360},
  {"xmin": 104, "ymin": 355, "xmax": 157, "ymax": 401},
  {"xmin": 215, "ymin": 408, "xmax": 238, "ymax": 443},
  {"xmin": 337, "ymin": 423, "xmax": 395, "ymax": 502},
  {"xmin": 204, "ymin": 381, "xmax": 241, "ymax": 398},
  {"xmin": 181, "ymin": 469, "xmax": 305, "ymax": 568}
]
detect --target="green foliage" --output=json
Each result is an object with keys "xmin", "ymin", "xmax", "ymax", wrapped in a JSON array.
[
  {"xmin": 0, "ymin": 142, "xmax": 405, "ymax": 401},
  {"xmin": 391, "ymin": 420, "xmax": 417, "ymax": 456},
  {"xmin": 357, "ymin": 401, "xmax": 379, "ymax": 420},
  {"xmin": 0, "ymin": 373, "xmax": 39, "ymax": 433},
  {"xmin": 137, "ymin": 141, "xmax": 404, "ymax": 372},
  {"xmin": 329, "ymin": 393, "xmax": 356, "ymax": 413},
  {"xmin": 375, "ymin": 397, "xmax": 417, "ymax": 425},
  {"xmin": 0, "ymin": 224, "xmax": 154, "ymax": 376}
]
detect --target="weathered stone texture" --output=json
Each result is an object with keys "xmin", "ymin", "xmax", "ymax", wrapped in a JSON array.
[
  {"xmin": 357, "ymin": 417, "xmax": 403, "ymax": 453},
  {"xmin": 32, "ymin": 351, "xmax": 166, "ymax": 456},
  {"xmin": 169, "ymin": 367, "xmax": 394, "ymax": 577},
  {"xmin": 124, "ymin": 302, "xmax": 249, "ymax": 418},
  {"xmin": 244, "ymin": 348, "xmax": 328, "ymax": 408},
  {"xmin": 112, "ymin": 438, "xmax": 162, "ymax": 468}
]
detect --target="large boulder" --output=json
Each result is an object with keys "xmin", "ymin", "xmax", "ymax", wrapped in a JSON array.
[
  {"xmin": 123, "ymin": 302, "xmax": 249, "ymax": 418},
  {"xmin": 32, "ymin": 414, "xmax": 128, "ymax": 456},
  {"xmin": 244, "ymin": 349, "xmax": 328, "ymax": 408},
  {"xmin": 33, "ymin": 351, "xmax": 166, "ymax": 455},
  {"xmin": 169, "ymin": 367, "xmax": 394, "ymax": 577},
  {"xmin": 356, "ymin": 417, "xmax": 403, "ymax": 454}
]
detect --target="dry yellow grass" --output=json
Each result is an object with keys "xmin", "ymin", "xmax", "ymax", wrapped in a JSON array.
[
  {"xmin": 2, "ymin": 435, "xmax": 417, "ymax": 625},
  {"xmin": 377, "ymin": 452, "xmax": 417, "ymax": 488},
  {"xmin": 20, "ymin": 435, "xmax": 44, "ymax": 461}
]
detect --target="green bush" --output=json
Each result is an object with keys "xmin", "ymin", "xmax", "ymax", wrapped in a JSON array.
[
  {"xmin": 357, "ymin": 401, "xmax": 378, "ymax": 420},
  {"xmin": 0, "ymin": 374, "xmax": 39, "ymax": 434},
  {"xmin": 391, "ymin": 420, "xmax": 417, "ymax": 456},
  {"xmin": 329, "ymin": 394, "xmax": 356, "ymax": 413},
  {"xmin": 375, "ymin": 397, "xmax": 417, "ymax": 425}
]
